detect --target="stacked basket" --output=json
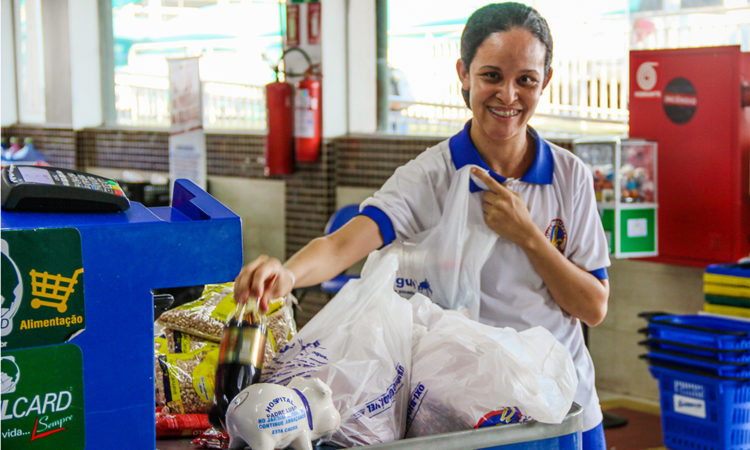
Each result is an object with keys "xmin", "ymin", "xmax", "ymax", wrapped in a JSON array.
[
  {"xmin": 703, "ymin": 262, "xmax": 750, "ymax": 319},
  {"xmin": 639, "ymin": 314, "xmax": 750, "ymax": 450}
]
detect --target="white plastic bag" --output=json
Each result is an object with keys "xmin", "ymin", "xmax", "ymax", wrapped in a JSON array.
[
  {"xmin": 405, "ymin": 294, "xmax": 578, "ymax": 438},
  {"xmin": 372, "ymin": 165, "xmax": 498, "ymax": 320},
  {"xmin": 260, "ymin": 253, "xmax": 412, "ymax": 447}
]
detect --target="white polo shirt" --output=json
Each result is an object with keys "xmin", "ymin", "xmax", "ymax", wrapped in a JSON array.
[{"xmin": 360, "ymin": 121, "xmax": 611, "ymax": 432}]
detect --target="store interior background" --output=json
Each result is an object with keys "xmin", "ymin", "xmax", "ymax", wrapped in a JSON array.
[{"xmin": 2, "ymin": 0, "xmax": 748, "ymax": 409}]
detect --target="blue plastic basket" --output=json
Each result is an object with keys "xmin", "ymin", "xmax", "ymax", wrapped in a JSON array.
[
  {"xmin": 646, "ymin": 349, "xmax": 750, "ymax": 378},
  {"xmin": 643, "ymin": 338, "xmax": 750, "ymax": 363},
  {"xmin": 648, "ymin": 361, "xmax": 750, "ymax": 450},
  {"xmin": 648, "ymin": 315, "xmax": 750, "ymax": 351}
]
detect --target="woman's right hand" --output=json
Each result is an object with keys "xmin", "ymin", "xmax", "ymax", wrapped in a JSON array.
[{"xmin": 234, "ymin": 255, "xmax": 295, "ymax": 313}]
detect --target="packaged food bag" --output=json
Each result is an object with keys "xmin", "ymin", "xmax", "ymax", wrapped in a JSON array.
[
  {"xmin": 369, "ymin": 165, "xmax": 498, "ymax": 320},
  {"xmin": 157, "ymin": 283, "xmax": 235, "ymax": 342},
  {"xmin": 261, "ymin": 253, "xmax": 412, "ymax": 447},
  {"xmin": 157, "ymin": 282, "xmax": 297, "ymax": 363},
  {"xmin": 155, "ymin": 409, "xmax": 211, "ymax": 438},
  {"xmin": 405, "ymin": 294, "xmax": 577, "ymax": 437},
  {"xmin": 155, "ymin": 344, "xmax": 220, "ymax": 414}
]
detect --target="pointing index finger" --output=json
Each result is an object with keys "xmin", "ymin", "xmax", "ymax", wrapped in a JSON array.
[{"xmin": 470, "ymin": 167, "xmax": 506, "ymax": 193}]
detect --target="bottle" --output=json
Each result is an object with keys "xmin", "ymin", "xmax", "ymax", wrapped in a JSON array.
[{"xmin": 208, "ymin": 298, "xmax": 267, "ymax": 429}]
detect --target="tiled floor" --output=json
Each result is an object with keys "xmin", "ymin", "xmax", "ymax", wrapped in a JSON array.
[{"xmin": 602, "ymin": 398, "xmax": 665, "ymax": 450}]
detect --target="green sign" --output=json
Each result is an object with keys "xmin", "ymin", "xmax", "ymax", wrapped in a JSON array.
[
  {"xmin": 1, "ymin": 229, "xmax": 86, "ymax": 350},
  {"xmin": 1, "ymin": 344, "xmax": 86, "ymax": 449}
]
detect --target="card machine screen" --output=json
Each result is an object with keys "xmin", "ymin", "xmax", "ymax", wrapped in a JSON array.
[
  {"xmin": 18, "ymin": 166, "xmax": 56, "ymax": 185},
  {"xmin": 2, "ymin": 165, "xmax": 131, "ymax": 212}
]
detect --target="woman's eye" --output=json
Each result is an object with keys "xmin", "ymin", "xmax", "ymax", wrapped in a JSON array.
[
  {"xmin": 519, "ymin": 75, "xmax": 539, "ymax": 85},
  {"xmin": 480, "ymin": 72, "xmax": 500, "ymax": 81}
]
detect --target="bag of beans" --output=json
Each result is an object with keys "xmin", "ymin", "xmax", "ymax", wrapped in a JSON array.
[
  {"xmin": 156, "ymin": 283, "xmax": 297, "ymax": 363},
  {"xmin": 155, "ymin": 344, "xmax": 220, "ymax": 414}
]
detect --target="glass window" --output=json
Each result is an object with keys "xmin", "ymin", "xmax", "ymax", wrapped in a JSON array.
[
  {"xmin": 384, "ymin": 0, "xmax": 750, "ymax": 137},
  {"xmin": 112, "ymin": 0, "xmax": 284, "ymax": 130},
  {"xmin": 14, "ymin": 0, "xmax": 46, "ymax": 124}
]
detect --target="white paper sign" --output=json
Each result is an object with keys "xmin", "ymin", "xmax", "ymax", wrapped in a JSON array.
[
  {"xmin": 168, "ymin": 57, "xmax": 206, "ymax": 190},
  {"xmin": 627, "ymin": 218, "xmax": 648, "ymax": 238},
  {"xmin": 169, "ymin": 129, "xmax": 207, "ymax": 191}
]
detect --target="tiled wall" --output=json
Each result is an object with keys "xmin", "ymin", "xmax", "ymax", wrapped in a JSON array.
[{"xmin": 3, "ymin": 125, "xmax": 78, "ymax": 168}]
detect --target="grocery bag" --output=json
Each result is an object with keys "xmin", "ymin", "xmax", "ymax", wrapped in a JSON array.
[
  {"xmin": 261, "ymin": 253, "xmax": 412, "ymax": 447},
  {"xmin": 371, "ymin": 164, "xmax": 498, "ymax": 320},
  {"xmin": 405, "ymin": 294, "xmax": 578, "ymax": 437}
]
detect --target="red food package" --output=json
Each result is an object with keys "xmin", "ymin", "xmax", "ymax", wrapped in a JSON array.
[
  {"xmin": 155, "ymin": 411, "xmax": 210, "ymax": 438},
  {"xmin": 191, "ymin": 428, "xmax": 230, "ymax": 449}
]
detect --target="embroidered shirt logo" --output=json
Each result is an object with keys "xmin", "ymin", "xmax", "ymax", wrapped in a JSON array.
[{"xmin": 545, "ymin": 219, "xmax": 567, "ymax": 253}]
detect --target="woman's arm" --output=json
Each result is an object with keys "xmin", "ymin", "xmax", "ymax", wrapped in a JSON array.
[
  {"xmin": 517, "ymin": 230, "xmax": 609, "ymax": 326},
  {"xmin": 234, "ymin": 215, "xmax": 384, "ymax": 310},
  {"xmin": 470, "ymin": 168, "xmax": 609, "ymax": 326}
]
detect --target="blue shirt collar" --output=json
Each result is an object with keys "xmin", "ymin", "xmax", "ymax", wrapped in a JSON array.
[{"xmin": 449, "ymin": 121, "xmax": 554, "ymax": 192}]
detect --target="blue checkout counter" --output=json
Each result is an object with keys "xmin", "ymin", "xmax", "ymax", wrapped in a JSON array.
[{"xmin": 1, "ymin": 180, "xmax": 242, "ymax": 449}]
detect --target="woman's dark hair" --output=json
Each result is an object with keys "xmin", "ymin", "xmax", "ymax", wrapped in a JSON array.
[{"xmin": 459, "ymin": 2, "xmax": 553, "ymax": 108}]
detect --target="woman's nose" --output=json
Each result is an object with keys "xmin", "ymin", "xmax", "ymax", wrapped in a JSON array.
[{"xmin": 495, "ymin": 81, "xmax": 517, "ymax": 104}]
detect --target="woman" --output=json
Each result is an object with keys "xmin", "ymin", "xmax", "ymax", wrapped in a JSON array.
[{"xmin": 235, "ymin": 3, "xmax": 609, "ymax": 448}]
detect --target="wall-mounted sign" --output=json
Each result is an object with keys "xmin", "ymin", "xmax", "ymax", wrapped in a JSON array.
[
  {"xmin": 168, "ymin": 57, "xmax": 207, "ymax": 191},
  {"xmin": 1, "ymin": 345, "xmax": 85, "ymax": 449},
  {"xmin": 662, "ymin": 77, "xmax": 697, "ymax": 125},
  {"xmin": 307, "ymin": 2, "xmax": 321, "ymax": 45},
  {"xmin": 287, "ymin": 4, "xmax": 300, "ymax": 47},
  {"xmin": 1, "ymin": 229, "xmax": 86, "ymax": 351}
]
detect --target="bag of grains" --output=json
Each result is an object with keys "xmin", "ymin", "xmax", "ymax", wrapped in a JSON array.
[
  {"xmin": 154, "ymin": 344, "xmax": 220, "ymax": 414},
  {"xmin": 157, "ymin": 283, "xmax": 297, "ymax": 363}
]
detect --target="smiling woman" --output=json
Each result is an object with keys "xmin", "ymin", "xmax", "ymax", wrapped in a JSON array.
[
  {"xmin": 233, "ymin": 4, "xmax": 611, "ymax": 450},
  {"xmin": 456, "ymin": 28, "xmax": 549, "ymax": 176}
]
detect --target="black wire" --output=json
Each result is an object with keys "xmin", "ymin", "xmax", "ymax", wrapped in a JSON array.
[{"xmin": 275, "ymin": 46, "xmax": 314, "ymax": 78}]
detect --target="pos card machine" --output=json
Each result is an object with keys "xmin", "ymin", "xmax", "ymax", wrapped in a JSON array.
[{"xmin": 1, "ymin": 165, "xmax": 130, "ymax": 212}]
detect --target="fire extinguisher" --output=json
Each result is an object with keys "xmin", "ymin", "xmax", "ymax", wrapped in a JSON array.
[
  {"xmin": 294, "ymin": 69, "xmax": 322, "ymax": 163},
  {"xmin": 264, "ymin": 48, "xmax": 321, "ymax": 175},
  {"xmin": 265, "ymin": 78, "xmax": 294, "ymax": 176}
]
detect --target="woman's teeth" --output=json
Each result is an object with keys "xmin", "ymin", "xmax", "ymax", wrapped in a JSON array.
[{"xmin": 489, "ymin": 107, "xmax": 519, "ymax": 118}]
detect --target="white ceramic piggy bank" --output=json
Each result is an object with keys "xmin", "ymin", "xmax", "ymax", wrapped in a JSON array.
[{"xmin": 225, "ymin": 376, "xmax": 341, "ymax": 450}]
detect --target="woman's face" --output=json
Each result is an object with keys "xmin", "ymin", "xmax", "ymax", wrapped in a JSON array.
[{"xmin": 457, "ymin": 28, "xmax": 550, "ymax": 148}]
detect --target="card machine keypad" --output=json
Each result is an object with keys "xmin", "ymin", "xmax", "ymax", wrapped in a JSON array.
[{"xmin": 2, "ymin": 165, "xmax": 131, "ymax": 212}]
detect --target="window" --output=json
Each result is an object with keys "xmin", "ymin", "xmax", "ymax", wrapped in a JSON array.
[
  {"xmin": 14, "ymin": 0, "xmax": 46, "ymax": 124},
  {"xmin": 112, "ymin": 0, "xmax": 284, "ymax": 129},
  {"xmin": 384, "ymin": 0, "xmax": 750, "ymax": 137}
]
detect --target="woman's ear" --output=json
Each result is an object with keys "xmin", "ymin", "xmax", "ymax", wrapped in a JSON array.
[
  {"xmin": 457, "ymin": 58, "xmax": 472, "ymax": 109},
  {"xmin": 456, "ymin": 58, "xmax": 471, "ymax": 90},
  {"xmin": 543, "ymin": 67, "xmax": 553, "ymax": 90}
]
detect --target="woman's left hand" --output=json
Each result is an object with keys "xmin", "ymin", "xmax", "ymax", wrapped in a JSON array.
[
  {"xmin": 470, "ymin": 167, "xmax": 609, "ymax": 327},
  {"xmin": 470, "ymin": 167, "xmax": 538, "ymax": 246}
]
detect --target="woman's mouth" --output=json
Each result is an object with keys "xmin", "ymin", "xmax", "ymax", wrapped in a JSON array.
[{"xmin": 488, "ymin": 106, "xmax": 521, "ymax": 118}]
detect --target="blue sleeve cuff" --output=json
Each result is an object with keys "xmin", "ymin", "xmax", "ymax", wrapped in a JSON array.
[
  {"xmin": 590, "ymin": 267, "xmax": 608, "ymax": 280},
  {"xmin": 359, "ymin": 205, "xmax": 396, "ymax": 247}
]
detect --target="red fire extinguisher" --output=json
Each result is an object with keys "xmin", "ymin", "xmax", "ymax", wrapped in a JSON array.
[
  {"xmin": 265, "ymin": 78, "xmax": 294, "ymax": 176},
  {"xmin": 294, "ymin": 69, "xmax": 322, "ymax": 163},
  {"xmin": 264, "ymin": 48, "xmax": 321, "ymax": 175}
]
